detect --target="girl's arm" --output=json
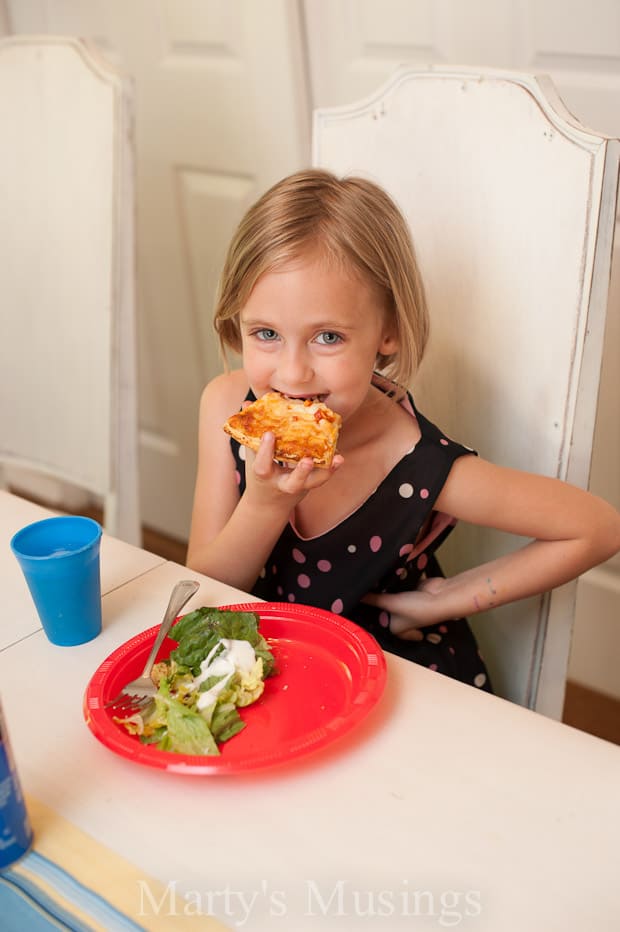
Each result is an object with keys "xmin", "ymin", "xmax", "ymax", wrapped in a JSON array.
[
  {"xmin": 365, "ymin": 455, "xmax": 620, "ymax": 638},
  {"xmin": 187, "ymin": 372, "xmax": 342, "ymax": 590}
]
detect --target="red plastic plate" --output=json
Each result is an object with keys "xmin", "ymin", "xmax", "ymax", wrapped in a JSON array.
[{"xmin": 83, "ymin": 602, "xmax": 386, "ymax": 774}]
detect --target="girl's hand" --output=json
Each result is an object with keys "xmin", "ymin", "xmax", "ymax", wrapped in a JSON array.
[
  {"xmin": 244, "ymin": 432, "xmax": 343, "ymax": 510},
  {"xmin": 363, "ymin": 577, "xmax": 447, "ymax": 641}
]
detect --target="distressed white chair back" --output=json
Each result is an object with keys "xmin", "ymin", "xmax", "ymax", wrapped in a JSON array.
[
  {"xmin": 314, "ymin": 65, "xmax": 619, "ymax": 716},
  {"xmin": 0, "ymin": 36, "xmax": 140, "ymax": 545}
]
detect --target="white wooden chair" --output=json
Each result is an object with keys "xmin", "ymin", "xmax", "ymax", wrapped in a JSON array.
[
  {"xmin": 0, "ymin": 36, "xmax": 141, "ymax": 545},
  {"xmin": 314, "ymin": 65, "xmax": 619, "ymax": 717}
]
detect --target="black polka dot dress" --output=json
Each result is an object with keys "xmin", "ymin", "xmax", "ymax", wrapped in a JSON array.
[{"xmin": 230, "ymin": 380, "xmax": 492, "ymax": 692}]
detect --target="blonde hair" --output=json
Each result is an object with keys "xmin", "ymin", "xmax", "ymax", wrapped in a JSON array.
[{"xmin": 214, "ymin": 169, "xmax": 429, "ymax": 388}]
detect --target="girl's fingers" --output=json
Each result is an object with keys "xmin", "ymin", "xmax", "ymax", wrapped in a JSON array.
[
  {"xmin": 363, "ymin": 591, "xmax": 403, "ymax": 612},
  {"xmin": 392, "ymin": 625, "xmax": 424, "ymax": 642},
  {"xmin": 362, "ymin": 593, "xmax": 426, "ymax": 639},
  {"xmin": 380, "ymin": 606, "xmax": 425, "ymax": 641},
  {"xmin": 253, "ymin": 433, "xmax": 276, "ymax": 477},
  {"xmin": 251, "ymin": 440, "xmax": 341, "ymax": 494},
  {"xmin": 280, "ymin": 458, "xmax": 315, "ymax": 490}
]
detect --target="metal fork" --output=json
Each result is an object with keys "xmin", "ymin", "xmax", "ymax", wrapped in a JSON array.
[{"xmin": 105, "ymin": 579, "xmax": 200, "ymax": 714}]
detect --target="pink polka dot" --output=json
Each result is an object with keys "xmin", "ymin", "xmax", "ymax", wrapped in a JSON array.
[
  {"xmin": 449, "ymin": 647, "xmax": 455, "ymax": 655},
  {"xmin": 417, "ymin": 553, "xmax": 428, "ymax": 570},
  {"xmin": 297, "ymin": 574, "xmax": 311, "ymax": 588},
  {"xmin": 429, "ymin": 664, "xmax": 438, "ymax": 671},
  {"xmin": 420, "ymin": 488, "xmax": 429, "ymax": 499},
  {"xmin": 379, "ymin": 611, "xmax": 390, "ymax": 628},
  {"xmin": 396, "ymin": 567, "xmax": 407, "ymax": 579},
  {"xmin": 399, "ymin": 543, "xmax": 414, "ymax": 557},
  {"xmin": 439, "ymin": 625, "xmax": 448, "ymax": 634},
  {"xmin": 292, "ymin": 548, "xmax": 306, "ymax": 564},
  {"xmin": 440, "ymin": 438, "xmax": 449, "ymax": 446},
  {"xmin": 277, "ymin": 586, "xmax": 283, "ymax": 596},
  {"xmin": 271, "ymin": 564, "xmax": 278, "ymax": 575},
  {"xmin": 369, "ymin": 535, "xmax": 382, "ymax": 552},
  {"xmin": 331, "ymin": 598, "xmax": 343, "ymax": 614},
  {"xmin": 288, "ymin": 593, "xmax": 296, "ymax": 602},
  {"xmin": 317, "ymin": 560, "xmax": 332, "ymax": 572},
  {"xmin": 234, "ymin": 470, "xmax": 241, "ymax": 485}
]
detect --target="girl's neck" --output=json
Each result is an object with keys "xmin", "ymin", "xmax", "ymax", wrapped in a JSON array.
[
  {"xmin": 337, "ymin": 382, "xmax": 396, "ymax": 454},
  {"xmin": 292, "ymin": 385, "xmax": 420, "ymax": 539}
]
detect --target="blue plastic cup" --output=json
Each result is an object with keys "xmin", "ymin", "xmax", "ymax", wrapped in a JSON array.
[{"xmin": 10, "ymin": 516, "xmax": 103, "ymax": 646}]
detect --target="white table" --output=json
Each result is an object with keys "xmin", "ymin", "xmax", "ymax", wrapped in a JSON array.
[
  {"xmin": 1, "ymin": 556, "xmax": 619, "ymax": 931},
  {"xmin": 1, "ymin": 490, "xmax": 166, "ymax": 650}
]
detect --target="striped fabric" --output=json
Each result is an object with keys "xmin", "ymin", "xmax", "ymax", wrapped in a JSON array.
[
  {"xmin": 2, "ymin": 850, "xmax": 145, "ymax": 930},
  {"xmin": 0, "ymin": 797, "xmax": 228, "ymax": 932}
]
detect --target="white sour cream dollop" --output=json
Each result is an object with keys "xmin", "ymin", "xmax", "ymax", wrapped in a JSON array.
[{"xmin": 193, "ymin": 639, "xmax": 257, "ymax": 711}]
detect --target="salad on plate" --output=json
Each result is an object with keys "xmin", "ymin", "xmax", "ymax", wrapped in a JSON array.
[{"xmin": 113, "ymin": 607, "xmax": 276, "ymax": 756}]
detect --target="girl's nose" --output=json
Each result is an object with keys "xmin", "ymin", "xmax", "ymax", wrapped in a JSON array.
[{"xmin": 278, "ymin": 346, "xmax": 314, "ymax": 386}]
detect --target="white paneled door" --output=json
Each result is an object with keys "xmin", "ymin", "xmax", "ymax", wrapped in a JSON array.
[{"xmin": 4, "ymin": 0, "xmax": 310, "ymax": 539}]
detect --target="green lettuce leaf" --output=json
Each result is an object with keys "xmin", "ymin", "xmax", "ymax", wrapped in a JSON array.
[
  {"xmin": 170, "ymin": 607, "xmax": 276, "ymax": 677},
  {"xmin": 144, "ymin": 691, "xmax": 220, "ymax": 755},
  {"xmin": 209, "ymin": 702, "xmax": 246, "ymax": 743}
]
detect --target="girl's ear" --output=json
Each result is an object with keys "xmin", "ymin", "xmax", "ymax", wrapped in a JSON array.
[{"xmin": 378, "ymin": 330, "xmax": 399, "ymax": 355}]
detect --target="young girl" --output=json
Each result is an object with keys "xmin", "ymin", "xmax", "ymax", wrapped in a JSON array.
[{"xmin": 187, "ymin": 169, "xmax": 620, "ymax": 691}]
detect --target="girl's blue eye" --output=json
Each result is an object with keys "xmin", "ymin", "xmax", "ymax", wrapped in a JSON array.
[
  {"xmin": 255, "ymin": 329, "xmax": 279, "ymax": 341},
  {"xmin": 315, "ymin": 331, "xmax": 342, "ymax": 345}
]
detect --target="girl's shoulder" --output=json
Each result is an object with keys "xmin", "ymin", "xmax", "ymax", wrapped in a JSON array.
[{"xmin": 200, "ymin": 369, "xmax": 250, "ymax": 422}]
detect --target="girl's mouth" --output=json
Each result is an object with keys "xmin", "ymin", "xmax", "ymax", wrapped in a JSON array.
[{"xmin": 280, "ymin": 392, "xmax": 328, "ymax": 404}]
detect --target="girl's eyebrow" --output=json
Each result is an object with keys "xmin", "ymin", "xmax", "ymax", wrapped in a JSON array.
[
  {"xmin": 241, "ymin": 316, "xmax": 357, "ymax": 332},
  {"xmin": 239, "ymin": 317, "xmax": 273, "ymax": 327}
]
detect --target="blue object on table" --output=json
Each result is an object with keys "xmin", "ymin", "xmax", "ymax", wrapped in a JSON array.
[
  {"xmin": 10, "ymin": 516, "xmax": 102, "ymax": 646},
  {"xmin": 0, "ymin": 704, "xmax": 33, "ymax": 870}
]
